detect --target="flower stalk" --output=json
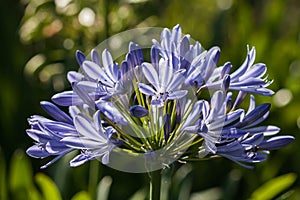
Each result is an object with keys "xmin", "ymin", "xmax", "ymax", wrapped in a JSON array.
[{"xmin": 149, "ymin": 170, "xmax": 162, "ymax": 200}]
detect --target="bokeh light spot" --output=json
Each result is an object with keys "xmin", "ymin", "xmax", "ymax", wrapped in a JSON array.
[
  {"xmin": 273, "ymin": 88, "xmax": 293, "ymax": 107},
  {"xmin": 109, "ymin": 35, "xmax": 122, "ymax": 51},
  {"xmin": 39, "ymin": 63, "xmax": 64, "ymax": 83},
  {"xmin": 118, "ymin": 5, "xmax": 130, "ymax": 19},
  {"xmin": 216, "ymin": 0, "xmax": 233, "ymax": 10},
  {"xmin": 55, "ymin": 0, "xmax": 72, "ymax": 8},
  {"xmin": 24, "ymin": 54, "xmax": 46, "ymax": 76},
  {"xmin": 78, "ymin": 8, "xmax": 95, "ymax": 27},
  {"xmin": 42, "ymin": 20, "xmax": 63, "ymax": 38},
  {"xmin": 63, "ymin": 38, "xmax": 74, "ymax": 50}
]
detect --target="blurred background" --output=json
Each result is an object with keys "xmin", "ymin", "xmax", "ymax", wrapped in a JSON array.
[{"xmin": 1, "ymin": 0, "xmax": 300, "ymax": 199}]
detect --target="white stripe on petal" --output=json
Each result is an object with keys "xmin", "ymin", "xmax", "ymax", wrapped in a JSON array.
[
  {"xmin": 167, "ymin": 90, "xmax": 188, "ymax": 100},
  {"xmin": 138, "ymin": 83, "xmax": 156, "ymax": 96},
  {"xmin": 102, "ymin": 49, "xmax": 118, "ymax": 82},
  {"xmin": 74, "ymin": 115, "xmax": 99, "ymax": 139},
  {"xmin": 142, "ymin": 63, "xmax": 159, "ymax": 90}
]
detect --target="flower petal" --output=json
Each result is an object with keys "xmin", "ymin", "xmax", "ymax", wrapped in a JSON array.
[
  {"xmin": 130, "ymin": 105, "xmax": 149, "ymax": 118},
  {"xmin": 138, "ymin": 83, "xmax": 156, "ymax": 96},
  {"xmin": 74, "ymin": 115, "xmax": 99, "ymax": 139},
  {"xmin": 167, "ymin": 90, "xmax": 188, "ymax": 100},
  {"xmin": 259, "ymin": 136, "xmax": 294, "ymax": 150},
  {"xmin": 142, "ymin": 63, "xmax": 159, "ymax": 90},
  {"xmin": 67, "ymin": 71, "xmax": 84, "ymax": 83},
  {"xmin": 91, "ymin": 49, "xmax": 101, "ymax": 65},
  {"xmin": 76, "ymin": 50, "xmax": 86, "ymax": 66},
  {"xmin": 52, "ymin": 91, "xmax": 83, "ymax": 106},
  {"xmin": 102, "ymin": 49, "xmax": 118, "ymax": 82},
  {"xmin": 40, "ymin": 101, "xmax": 73, "ymax": 124}
]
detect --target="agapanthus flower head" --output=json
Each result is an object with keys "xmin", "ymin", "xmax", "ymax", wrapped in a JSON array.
[
  {"xmin": 26, "ymin": 24, "xmax": 294, "ymax": 172},
  {"xmin": 26, "ymin": 101, "xmax": 118, "ymax": 168}
]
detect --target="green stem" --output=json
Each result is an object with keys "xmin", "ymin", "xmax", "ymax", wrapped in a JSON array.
[
  {"xmin": 149, "ymin": 170, "xmax": 162, "ymax": 200},
  {"xmin": 88, "ymin": 160, "xmax": 99, "ymax": 199}
]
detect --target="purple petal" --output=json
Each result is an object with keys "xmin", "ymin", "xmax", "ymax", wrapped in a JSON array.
[
  {"xmin": 246, "ymin": 95, "xmax": 256, "ymax": 115},
  {"xmin": 151, "ymin": 46, "xmax": 159, "ymax": 67},
  {"xmin": 180, "ymin": 35, "xmax": 190, "ymax": 57},
  {"xmin": 161, "ymin": 28, "xmax": 171, "ymax": 52},
  {"xmin": 225, "ymin": 92, "xmax": 233, "ymax": 110},
  {"xmin": 52, "ymin": 91, "xmax": 83, "ymax": 106},
  {"xmin": 41, "ymin": 122, "xmax": 76, "ymax": 136},
  {"xmin": 242, "ymin": 133, "xmax": 264, "ymax": 146},
  {"xmin": 230, "ymin": 78, "xmax": 266, "ymax": 87},
  {"xmin": 231, "ymin": 86, "xmax": 274, "ymax": 96},
  {"xmin": 236, "ymin": 103, "xmax": 270, "ymax": 128},
  {"xmin": 239, "ymin": 63, "xmax": 267, "ymax": 80},
  {"xmin": 61, "ymin": 136, "xmax": 103, "ymax": 149},
  {"xmin": 231, "ymin": 46, "xmax": 256, "ymax": 80},
  {"xmin": 142, "ymin": 63, "xmax": 159, "ymax": 90},
  {"xmin": 203, "ymin": 47, "xmax": 220, "ymax": 80},
  {"xmin": 224, "ymin": 109, "xmax": 244, "ymax": 126},
  {"xmin": 129, "ymin": 42, "xmax": 144, "ymax": 66},
  {"xmin": 244, "ymin": 125, "xmax": 280, "ymax": 136},
  {"xmin": 74, "ymin": 115, "xmax": 99, "ymax": 139},
  {"xmin": 138, "ymin": 83, "xmax": 156, "ymax": 96},
  {"xmin": 222, "ymin": 75, "xmax": 230, "ymax": 91},
  {"xmin": 151, "ymin": 98, "xmax": 164, "ymax": 107},
  {"xmin": 166, "ymin": 69, "xmax": 186, "ymax": 91},
  {"xmin": 171, "ymin": 24, "xmax": 181, "ymax": 44},
  {"xmin": 26, "ymin": 129, "xmax": 52, "ymax": 142},
  {"xmin": 102, "ymin": 49, "xmax": 118, "ymax": 82},
  {"xmin": 167, "ymin": 90, "xmax": 188, "ymax": 100},
  {"xmin": 82, "ymin": 61, "xmax": 109, "ymax": 84},
  {"xmin": 91, "ymin": 49, "xmax": 101, "ymax": 65},
  {"xmin": 76, "ymin": 81, "xmax": 98, "ymax": 93},
  {"xmin": 72, "ymin": 83, "xmax": 95, "ymax": 109},
  {"xmin": 101, "ymin": 153, "xmax": 110, "ymax": 165},
  {"xmin": 76, "ymin": 50, "xmax": 86, "ymax": 66},
  {"xmin": 130, "ymin": 105, "xmax": 149, "ymax": 118},
  {"xmin": 164, "ymin": 114, "xmax": 171, "ymax": 141},
  {"xmin": 67, "ymin": 71, "xmax": 84, "ymax": 83},
  {"xmin": 97, "ymin": 102, "xmax": 127, "ymax": 125},
  {"xmin": 189, "ymin": 51, "xmax": 206, "ymax": 72},
  {"xmin": 120, "ymin": 61, "xmax": 130, "ymax": 78},
  {"xmin": 40, "ymin": 101, "xmax": 73, "ymax": 124},
  {"xmin": 210, "ymin": 90, "xmax": 224, "ymax": 115},
  {"xmin": 159, "ymin": 61, "xmax": 173, "ymax": 89},
  {"xmin": 259, "ymin": 136, "xmax": 294, "ymax": 150},
  {"xmin": 70, "ymin": 153, "xmax": 91, "ymax": 167},
  {"xmin": 221, "ymin": 62, "xmax": 232, "ymax": 78},
  {"xmin": 26, "ymin": 145, "xmax": 50, "ymax": 158},
  {"xmin": 45, "ymin": 140, "xmax": 70, "ymax": 154}
]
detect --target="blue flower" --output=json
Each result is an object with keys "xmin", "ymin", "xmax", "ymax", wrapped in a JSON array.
[
  {"xmin": 184, "ymin": 47, "xmax": 221, "ymax": 88},
  {"xmin": 130, "ymin": 105, "xmax": 149, "ymax": 118},
  {"xmin": 152, "ymin": 24, "xmax": 203, "ymax": 72},
  {"xmin": 26, "ymin": 24, "xmax": 294, "ymax": 171},
  {"xmin": 26, "ymin": 101, "xmax": 77, "ymax": 168},
  {"xmin": 194, "ymin": 91, "xmax": 293, "ymax": 168},
  {"xmin": 52, "ymin": 43, "xmax": 144, "ymax": 107},
  {"xmin": 201, "ymin": 46, "xmax": 274, "ymax": 96},
  {"xmin": 61, "ymin": 110, "xmax": 116, "ymax": 166},
  {"xmin": 26, "ymin": 101, "xmax": 116, "ymax": 168},
  {"xmin": 215, "ymin": 133, "xmax": 294, "ymax": 168},
  {"xmin": 138, "ymin": 61, "xmax": 187, "ymax": 107}
]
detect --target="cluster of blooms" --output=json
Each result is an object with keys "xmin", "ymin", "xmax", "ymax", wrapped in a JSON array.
[{"xmin": 26, "ymin": 25, "xmax": 294, "ymax": 170}]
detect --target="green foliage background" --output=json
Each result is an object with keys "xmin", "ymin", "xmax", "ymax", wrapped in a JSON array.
[{"xmin": 0, "ymin": 0, "xmax": 299, "ymax": 199}]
